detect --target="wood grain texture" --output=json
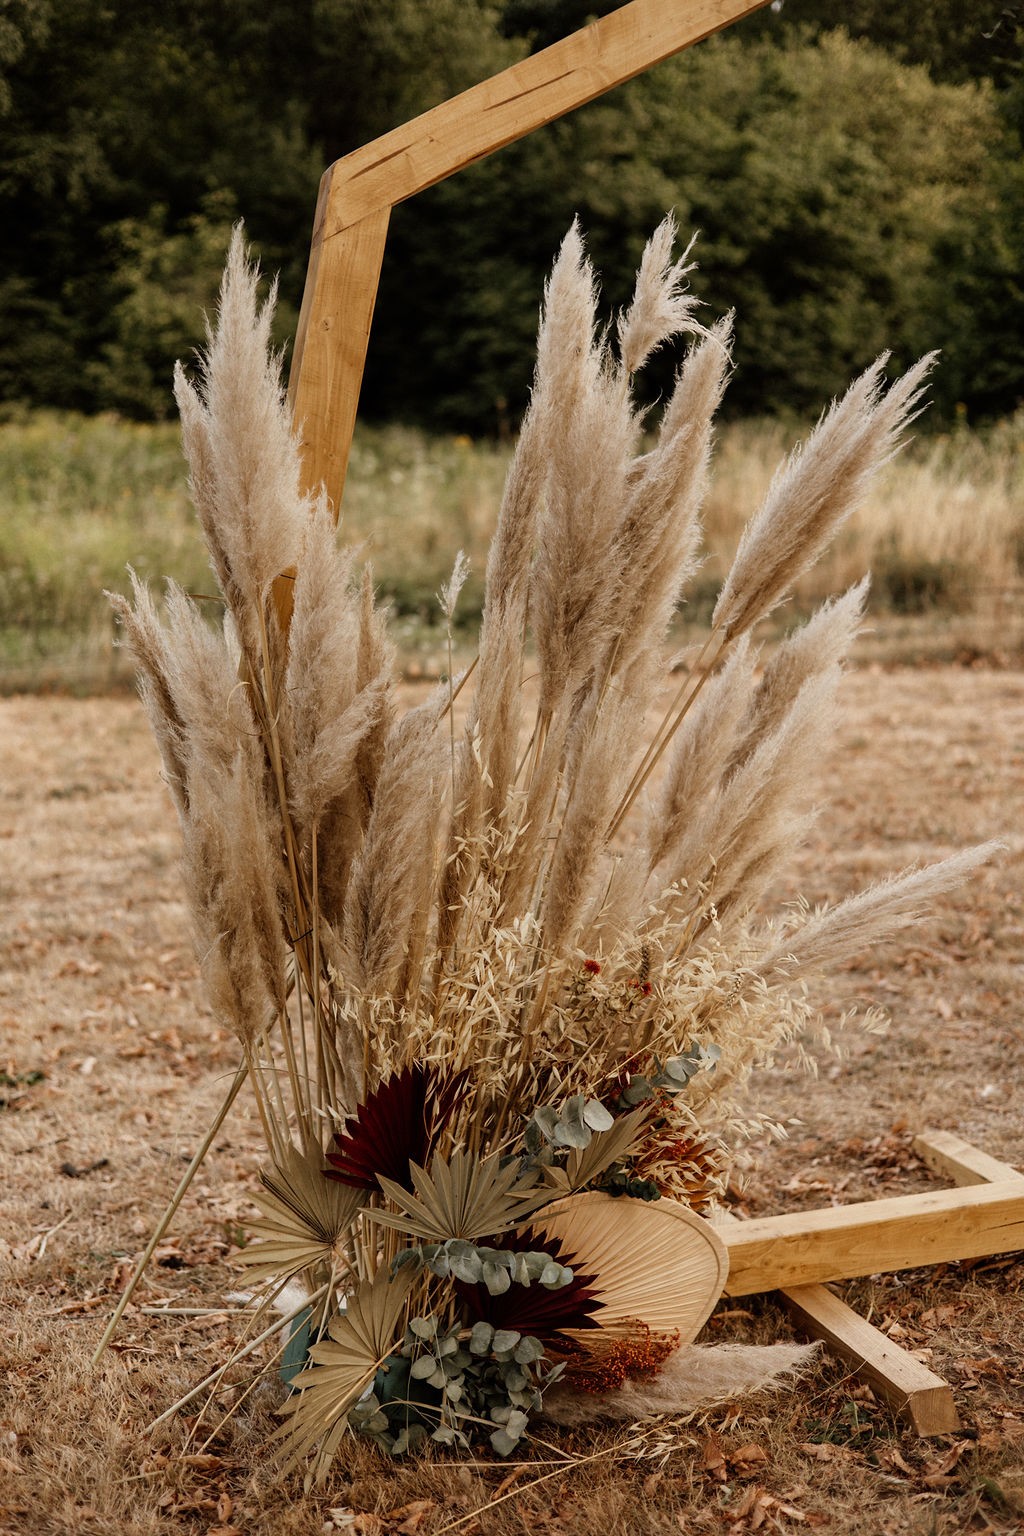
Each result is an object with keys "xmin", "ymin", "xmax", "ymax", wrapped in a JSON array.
[
  {"xmin": 715, "ymin": 1209, "xmax": 959, "ymax": 1435},
  {"xmin": 913, "ymin": 1129, "xmax": 1023, "ymax": 1188},
  {"xmin": 722, "ymin": 1180, "xmax": 1024, "ymax": 1296},
  {"xmin": 288, "ymin": 198, "xmax": 390, "ymax": 515},
  {"xmin": 781, "ymin": 1283, "xmax": 960, "ymax": 1435},
  {"xmin": 320, "ymin": 0, "xmax": 772, "ymax": 235}
]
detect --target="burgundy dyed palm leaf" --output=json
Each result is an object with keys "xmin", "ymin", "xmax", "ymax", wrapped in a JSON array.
[
  {"xmin": 456, "ymin": 1230, "xmax": 603, "ymax": 1342},
  {"xmin": 325, "ymin": 1063, "xmax": 468, "ymax": 1194}
]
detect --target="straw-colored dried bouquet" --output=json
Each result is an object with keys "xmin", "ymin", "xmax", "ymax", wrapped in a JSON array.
[{"xmin": 111, "ymin": 222, "xmax": 993, "ymax": 1479}]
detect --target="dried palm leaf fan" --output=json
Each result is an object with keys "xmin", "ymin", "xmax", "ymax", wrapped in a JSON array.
[
  {"xmin": 99, "ymin": 0, "xmax": 1001, "ymax": 1482},
  {"xmin": 536, "ymin": 1192, "xmax": 728, "ymax": 1340}
]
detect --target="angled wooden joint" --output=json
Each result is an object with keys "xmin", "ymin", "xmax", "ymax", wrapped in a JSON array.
[
  {"xmin": 286, "ymin": 0, "xmax": 772, "ymax": 519},
  {"xmin": 716, "ymin": 1131, "xmax": 1024, "ymax": 1436}
]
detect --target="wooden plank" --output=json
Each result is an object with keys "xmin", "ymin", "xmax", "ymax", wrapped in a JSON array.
[
  {"xmin": 722, "ymin": 1179, "xmax": 1024, "ymax": 1297},
  {"xmin": 715, "ymin": 1210, "xmax": 960, "ymax": 1435},
  {"xmin": 912, "ymin": 1129, "xmax": 1023, "ymax": 1189},
  {"xmin": 289, "ymin": 199, "xmax": 391, "ymax": 515},
  {"xmin": 781, "ymin": 1283, "xmax": 960, "ymax": 1436},
  {"xmin": 321, "ymin": 0, "xmax": 772, "ymax": 236}
]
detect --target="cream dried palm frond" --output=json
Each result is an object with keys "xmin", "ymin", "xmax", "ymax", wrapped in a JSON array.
[
  {"xmin": 275, "ymin": 1266, "xmax": 414, "ymax": 1479},
  {"xmin": 537, "ymin": 1191, "xmax": 728, "ymax": 1345},
  {"xmin": 564, "ymin": 1105, "xmax": 651, "ymax": 1191},
  {"xmin": 372, "ymin": 1149, "xmax": 547, "ymax": 1242},
  {"xmin": 235, "ymin": 1142, "xmax": 365, "ymax": 1285}
]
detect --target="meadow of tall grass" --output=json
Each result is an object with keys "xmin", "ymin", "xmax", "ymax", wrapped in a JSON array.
[{"xmin": 1, "ymin": 405, "xmax": 1021, "ymax": 690}]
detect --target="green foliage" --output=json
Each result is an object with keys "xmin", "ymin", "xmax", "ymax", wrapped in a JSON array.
[
  {"xmin": 351, "ymin": 1315, "xmax": 563, "ymax": 1457},
  {"xmin": 615, "ymin": 1043, "xmax": 722, "ymax": 1109},
  {"xmin": 394, "ymin": 1238, "xmax": 574, "ymax": 1293},
  {"xmin": 0, "ymin": 3, "xmax": 1020, "ymax": 428}
]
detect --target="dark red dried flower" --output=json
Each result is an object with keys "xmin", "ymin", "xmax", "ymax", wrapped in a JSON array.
[
  {"xmin": 324, "ymin": 1062, "xmax": 468, "ymax": 1194},
  {"xmin": 582, "ymin": 959, "xmax": 602, "ymax": 975}
]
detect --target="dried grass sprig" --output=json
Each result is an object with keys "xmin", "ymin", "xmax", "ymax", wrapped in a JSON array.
[
  {"xmin": 757, "ymin": 841, "xmax": 1003, "ymax": 981},
  {"xmin": 174, "ymin": 227, "xmax": 307, "ymax": 650}
]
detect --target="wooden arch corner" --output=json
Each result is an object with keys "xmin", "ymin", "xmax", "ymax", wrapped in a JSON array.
[{"xmin": 286, "ymin": 0, "xmax": 771, "ymax": 523}]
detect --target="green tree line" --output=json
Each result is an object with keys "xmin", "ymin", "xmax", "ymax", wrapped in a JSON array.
[{"xmin": 1, "ymin": 0, "xmax": 1021, "ymax": 431}]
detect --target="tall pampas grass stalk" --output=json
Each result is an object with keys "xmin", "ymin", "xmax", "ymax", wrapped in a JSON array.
[{"xmin": 107, "ymin": 222, "xmax": 998, "ymax": 1477}]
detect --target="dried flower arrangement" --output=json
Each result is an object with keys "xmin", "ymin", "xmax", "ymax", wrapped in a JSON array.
[{"xmin": 109, "ymin": 221, "xmax": 995, "ymax": 1481}]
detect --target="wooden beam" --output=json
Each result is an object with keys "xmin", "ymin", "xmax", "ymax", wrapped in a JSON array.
[
  {"xmin": 289, "ymin": 200, "xmax": 390, "ymax": 512},
  {"xmin": 912, "ymin": 1129, "xmax": 1023, "ymax": 1189},
  {"xmin": 715, "ymin": 1210, "xmax": 960, "ymax": 1435},
  {"xmin": 780, "ymin": 1284, "xmax": 960, "ymax": 1436},
  {"xmin": 321, "ymin": 0, "xmax": 772, "ymax": 235},
  {"xmin": 288, "ymin": 0, "xmax": 771, "ymax": 516},
  {"xmin": 722, "ymin": 1179, "xmax": 1024, "ymax": 1297}
]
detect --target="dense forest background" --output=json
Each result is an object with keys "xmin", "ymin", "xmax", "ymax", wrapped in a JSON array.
[{"xmin": 1, "ymin": 0, "xmax": 1021, "ymax": 433}]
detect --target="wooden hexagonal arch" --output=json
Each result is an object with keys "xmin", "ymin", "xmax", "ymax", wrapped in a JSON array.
[{"xmin": 286, "ymin": 0, "xmax": 771, "ymax": 519}]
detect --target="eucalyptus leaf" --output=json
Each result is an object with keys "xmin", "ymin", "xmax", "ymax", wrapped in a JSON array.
[
  {"xmin": 490, "ymin": 1428, "xmax": 519, "ymax": 1456},
  {"xmin": 469, "ymin": 1321, "xmax": 494, "ymax": 1355},
  {"xmin": 582, "ymin": 1099, "xmax": 614, "ymax": 1131},
  {"xmin": 533, "ymin": 1106, "xmax": 560, "ymax": 1140},
  {"xmin": 482, "ymin": 1260, "xmax": 512, "ymax": 1295},
  {"xmin": 449, "ymin": 1249, "xmax": 483, "ymax": 1283}
]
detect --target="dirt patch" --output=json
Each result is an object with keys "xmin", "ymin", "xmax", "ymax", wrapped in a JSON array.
[{"xmin": 1, "ymin": 668, "xmax": 1022, "ymax": 1534}]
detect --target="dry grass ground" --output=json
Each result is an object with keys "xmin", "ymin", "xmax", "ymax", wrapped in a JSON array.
[{"xmin": 1, "ymin": 664, "xmax": 1023, "ymax": 1535}]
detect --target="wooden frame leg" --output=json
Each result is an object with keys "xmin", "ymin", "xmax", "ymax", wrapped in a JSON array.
[{"xmin": 718, "ymin": 1134, "xmax": 1024, "ymax": 1436}]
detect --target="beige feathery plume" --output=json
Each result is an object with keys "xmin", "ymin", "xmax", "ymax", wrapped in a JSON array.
[
  {"xmin": 758, "ymin": 841, "xmax": 1003, "ymax": 982},
  {"xmin": 285, "ymin": 506, "xmax": 384, "ymax": 839},
  {"xmin": 728, "ymin": 577, "xmax": 869, "ymax": 773},
  {"xmin": 474, "ymin": 427, "xmax": 545, "ymax": 818},
  {"xmin": 342, "ymin": 690, "xmax": 448, "ymax": 998},
  {"xmin": 605, "ymin": 319, "xmax": 732, "ymax": 694},
  {"xmin": 173, "ymin": 227, "xmax": 306, "ymax": 657},
  {"xmin": 543, "ymin": 1342, "xmax": 818, "ymax": 1425},
  {"xmin": 529, "ymin": 222, "xmax": 640, "ymax": 716},
  {"xmin": 658, "ymin": 666, "xmax": 841, "ymax": 928},
  {"xmin": 713, "ymin": 353, "xmax": 935, "ymax": 640},
  {"xmin": 108, "ymin": 574, "xmax": 190, "ymax": 822},
  {"xmin": 352, "ymin": 564, "xmax": 396, "ymax": 814},
  {"xmin": 159, "ymin": 581, "xmax": 255, "ymax": 776},
  {"xmin": 315, "ymin": 567, "xmax": 396, "ymax": 932},
  {"xmin": 646, "ymin": 636, "xmax": 755, "ymax": 875},
  {"xmin": 541, "ymin": 691, "xmax": 636, "ymax": 956},
  {"xmin": 616, "ymin": 214, "xmax": 703, "ymax": 377},
  {"xmin": 183, "ymin": 747, "xmax": 289, "ymax": 1046}
]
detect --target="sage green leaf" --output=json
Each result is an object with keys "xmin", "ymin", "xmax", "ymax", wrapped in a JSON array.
[
  {"xmin": 582, "ymin": 1099, "xmax": 614, "ymax": 1132},
  {"xmin": 482, "ymin": 1260, "xmax": 512, "ymax": 1295},
  {"xmin": 469, "ymin": 1321, "xmax": 494, "ymax": 1355},
  {"xmin": 565, "ymin": 1104, "xmax": 650, "ymax": 1190},
  {"xmin": 490, "ymin": 1428, "xmax": 520, "ymax": 1456}
]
